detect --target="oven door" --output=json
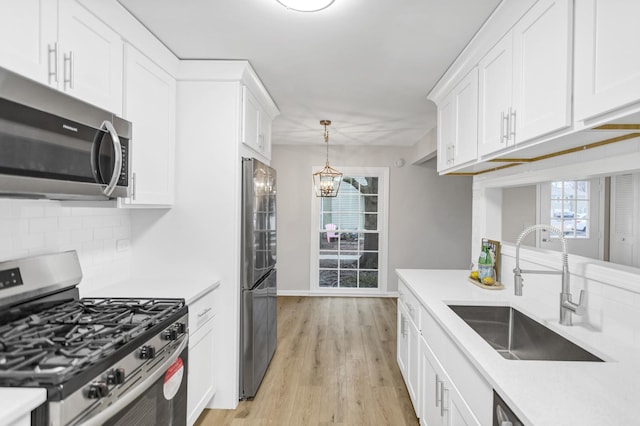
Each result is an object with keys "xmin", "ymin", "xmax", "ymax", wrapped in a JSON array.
[{"xmin": 83, "ymin": 337, "xmax": 188, "ymax": 426}]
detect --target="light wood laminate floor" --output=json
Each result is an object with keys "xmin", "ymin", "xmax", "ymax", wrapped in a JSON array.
[{"xmin": 196, "ymin": 296, "xmax": 418, "ymax": 425}]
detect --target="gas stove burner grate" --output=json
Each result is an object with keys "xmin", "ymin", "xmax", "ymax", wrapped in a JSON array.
[{"xmin": 0, "ymin": 297, "xmax": 185, "ymax": 386}]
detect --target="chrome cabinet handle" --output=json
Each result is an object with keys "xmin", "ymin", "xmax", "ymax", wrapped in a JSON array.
[
  {"xmin": 441, "ymin": 386, "xmax": 449, "ymax": 417},
  {"xmin": 63, "ymin": 51, "xmax": 74, "ymax": 90},
  {"xmin": 509, "ymin": 108, "xmax": 516, "ymax": 142},
  {"xmin": 48, "ymin": 43, "xmax": 58, "ymax": 84},
  {"xmin": 197, "ymin": 307, "xmax": 212, "ymax": 318},
  {"xmin": 435, "ymin": 374, "xmax": 441, "ymax": 407},
  {"xmin": 501, "ymin": 111, "xmax": 509, "ymax": 144},
  {"xmin": 131, "ymin": 172, "xmax": 137, "ymax": 201},
  {"xmin": 100, "ymin": 120, "xmax": 123, "ymax": 197}
]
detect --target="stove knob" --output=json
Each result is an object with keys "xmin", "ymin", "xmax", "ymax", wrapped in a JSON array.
[
  {"xmin": 175, "ymin": 322, "xmax": 186, "ymax": 334},
  {"xmin": 162, "ymin": 327, "xmax": 178, "ymax": 341},
  {"xmin": 88, "ymin": 381, "xmax": 108, "ymax": 399},
  {"xmin": 107, "ymin": 368, "xmax": 126, "ymax": 385},
  {"xmin": 139, "ymin": 345, "xmax": 156, "ymax": 359}
]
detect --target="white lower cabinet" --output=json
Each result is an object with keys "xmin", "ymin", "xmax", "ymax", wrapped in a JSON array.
[
  {"xmin": 187, "ymin": 288, "xmax": 217, "ymax": 425},
  {"xmin": 397, "ymin": 279, "xmax": 491, "ymax": 425},
  {"xmin": 397, "ymin": 285, "xmax": 421, "ymax": 415},
  {"xmin": 420, "ymin": 337, "xmax": 479, "ymax": 426}
]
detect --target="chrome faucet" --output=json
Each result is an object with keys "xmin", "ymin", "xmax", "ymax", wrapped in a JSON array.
[{"xmin": 513, "ymin": 224, "xmax": 584, "ymax": 326}]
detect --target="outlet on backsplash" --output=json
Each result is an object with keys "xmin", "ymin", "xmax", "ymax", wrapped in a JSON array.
[{"xmin": 116, "ymin": 239, "xmax": 131, "ymax": 252}]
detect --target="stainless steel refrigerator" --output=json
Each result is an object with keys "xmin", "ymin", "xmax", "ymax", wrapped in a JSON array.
[{"xmin": 240, "ymin": 157, "xmax": 277, "ymax": 399}]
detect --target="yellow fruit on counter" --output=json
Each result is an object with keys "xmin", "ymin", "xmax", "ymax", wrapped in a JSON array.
[
  {"xmin": 470, "ymin": 270, "xmax": 479, "ymax": 280},
  {"xmin": 482, "ymin": 277, "xmax": 495, "ymax": 286}
]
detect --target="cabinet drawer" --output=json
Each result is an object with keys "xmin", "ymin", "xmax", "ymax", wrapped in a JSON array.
[
  {"xmin": 398, "ymin": 280, "xmax": 420, "ymax": 325},
  {"xmin": 189, "ymin": 289, "xmax": 216, "ymax": 333}
]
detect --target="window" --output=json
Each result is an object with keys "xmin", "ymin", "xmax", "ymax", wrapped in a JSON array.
[
  {"xmin": 549, "ymin": 180, "xmax": 590, "ymax": 238},
  {"xmin": 311, "ymin": 167, "xmax": 388, "ymax": 293}
]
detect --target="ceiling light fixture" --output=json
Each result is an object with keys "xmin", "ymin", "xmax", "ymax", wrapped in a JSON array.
[
  {"xmin": 276, "ymin": 0, "xmax": 335, "ymax": 12},
  {"xmin": 313, "ymin": 120, "xmax": 342, "ymax": 197}
]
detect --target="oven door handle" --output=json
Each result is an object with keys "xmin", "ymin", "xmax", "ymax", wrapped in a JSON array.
[{"xmin": 81, "ymin": 334, "xmax": 188, "ymax": 426}]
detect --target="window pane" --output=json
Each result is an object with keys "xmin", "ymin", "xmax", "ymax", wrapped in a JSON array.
[
  {"xmin": 364, "ymin": 195, "xmax": 378, "ymax": 212},
  {"xmin": 319, "ymin": 251, "xmax": 338, "ymax": 269},
  {"xmin": 366, "ymin": 177, "xmax": 379, "ymax": 194},
  {"xmin": 359, "ymin": 252, "xmax": 378, "ymax": 270},
  {"xmin": 319, "ymin": 270, "xmax": 338, "ymax": 287},
  {"xmin": 359, "ymin": 271, "xmax": 378, "ymax": 288},
  {"xmin": 563, "ymin": 200, "xmax": 576, "ymax": 217},
  {"xmin": 576, "ymin": 200, "xmax": 589, "ymax": 217},
  {"xmin": 551, "ymin": 200, "xmax": 563, "ymax": 217},
  {"xmin": 340, "ymin": 252, "xmax": 359, "ymax": 269},
  {"xmin": 340, "ymin": 270, "xmax": 357, "ymax": 287},
  {"xmin": 319, "ymin": 232, "xmax": 339, "ymax": 250},
  {"xmin": 364, "ymin": 213, "xmax": 377, "ymax": 230},
  {"xmin": 363, "ymin": 233, "xmax": 379, "ymax": 251}
]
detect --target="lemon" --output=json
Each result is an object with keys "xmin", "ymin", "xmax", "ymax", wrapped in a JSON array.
[
  {"xmin": 482, "ymin": 276, "xmax": 495, "ymax": 285},
  {"xmin": 470, "ymin": 270, "xmax": 479, "ymax": 280}
]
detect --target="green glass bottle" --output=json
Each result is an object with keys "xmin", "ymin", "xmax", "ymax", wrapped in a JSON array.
[{"xmin": 478, "ymin": 239, "xmax": 494, "ymax": 280}]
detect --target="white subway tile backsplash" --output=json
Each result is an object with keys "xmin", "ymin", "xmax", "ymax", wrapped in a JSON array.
[
  {"xmin": 71, "ymin": 228, "xmax": 94, "ymax": 243},
  {"xmin": 0, "ymin": 199, "xmax": 131, "ymax": 289},
  {"xmin": 29, "ymin": 217, "xmax": 58, "ymax": 233}
]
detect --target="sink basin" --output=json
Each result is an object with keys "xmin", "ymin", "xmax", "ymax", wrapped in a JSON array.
[{"xmin": 448, "ymin": 305, "xmax": 603, "ymax": 362}]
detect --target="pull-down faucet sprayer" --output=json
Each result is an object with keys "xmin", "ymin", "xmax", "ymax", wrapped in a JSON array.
[{"xmin": 513, "ymin": 224, "xmax": 584, "ymax": 326}]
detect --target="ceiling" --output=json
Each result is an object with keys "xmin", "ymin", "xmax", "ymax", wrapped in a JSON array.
[{"xmin": 118, "ymin": 0, "xmax": 501, "ymax": 146}]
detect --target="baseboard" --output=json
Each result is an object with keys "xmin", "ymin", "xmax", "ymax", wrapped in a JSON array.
[{"xmin": 277, "ymin": 289, "xmax": 399, "ymax": 298}]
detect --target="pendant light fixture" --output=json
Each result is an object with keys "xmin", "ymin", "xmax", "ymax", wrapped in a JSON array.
[
  {"xmin": 276, "ymin": 0, "xmax": 335, "ymax": 12},
  {"xmin": 313, "ymin": 120, "xmax": 342, "ymax": 197}
]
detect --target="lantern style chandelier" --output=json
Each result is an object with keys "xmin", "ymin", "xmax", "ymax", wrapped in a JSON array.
[{"xmin": 312, "ymin": 120, "xmax": 342, "ymax": 197}]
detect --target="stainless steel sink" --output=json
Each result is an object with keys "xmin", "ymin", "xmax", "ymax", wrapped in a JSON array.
[{"xmin": 448, "ymin": 305, "xmax": 603, "ymax": 362}]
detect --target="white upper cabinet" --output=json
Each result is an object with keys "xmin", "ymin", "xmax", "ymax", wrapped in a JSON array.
[
  {"xmin": 57, "ymin": 0, "xmax": 123, "ymax": 114},
  {"xmin": 478, "ymin": 34, "xmax": 513, "ymax": 157},
  {"xmin": 0, "ymin": 0, "xmax": 57, "ymax": 85},
  {"xmin": 120, "ymin": 44, "xmax": 176, "ymax": 208},
  {"xmin": 241, "ymin": 84, "xmax": 275, "ymax": 161},
  {"xmin": 511, "ymin": 0, "xmax": 572, "ymax": 143},
  {"xmin": 438, "ymin": 67, "xmax": 479, "ymax": 172},
  {"xmin": 478, "ymin": 0, "xmax": 572, "ymax": 157},
  {"xmin": 0, "ymin": 0, "xmax": 123, "ymax": 114},
  {"xmin": 574, "ymin": 0, "xmax": 640, "ymax": 123}
]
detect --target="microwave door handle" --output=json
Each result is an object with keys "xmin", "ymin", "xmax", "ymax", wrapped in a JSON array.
[
  {"xmin": 80, "ymin": 335, "xmax": 188, "ymax": 426},
  {"xmin": 100, "ymin": 120, "xmax": 122, "ymax": 197}
]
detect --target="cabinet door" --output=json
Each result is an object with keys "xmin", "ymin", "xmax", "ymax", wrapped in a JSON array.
[
  {"xmin": 121, "ymin": 44, "xmax": 176, "ymax": 207},
  {"xmin": 187, "ymin": 317, "xmax": 215, "ymax": 425},
  {"xmin": 57, "ymin": 0, "xmax": 123, "ymax": 114},
  {"xmin": 242, "ymin": 86, "xmax": 262, "ymax": 153},
  {"xmin": 437, "ymin": 93, "xmax": 456, "ymax": 172},
  {"xmin": 512, "ymin": 0, "xmax": 572, "ymax": 143},
  {"xmin": 478, "ymin": 34, "xmax": 513, "ymax": 157},
  {"xmin": 397, "ymin": 304, "xmax": 409, "ymax": 381},
  {"xmin": 0, "ymin": 0, "xmax": 57, "ymax": 85},
  {"xmin": 454, "ymin": 67, "xmax": 479, "ymax": 165},
  {"xmin": 574, "ymin": 0, "xmax": 640, "ymax": 122},
  {"xmin": 420, "ymin": 338, "xmax": 442, "ymax": 426},
  {"xmin": 407, "ymin": 317, "xmax": 420, "ymax": 415}
]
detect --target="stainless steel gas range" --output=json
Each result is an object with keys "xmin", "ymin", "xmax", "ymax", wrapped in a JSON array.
[{"xmin": 0, "ymin": 251, "xmax": 189, "ymax": 425}]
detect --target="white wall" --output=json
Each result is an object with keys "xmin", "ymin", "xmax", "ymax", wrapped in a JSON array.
[
  {"xmin": 0, "ymin": 199, "xmax": 131, "ymax": 290},
  {"xmin": 271, "ymin": 144, "xmax": 473, "ymax": 294}
]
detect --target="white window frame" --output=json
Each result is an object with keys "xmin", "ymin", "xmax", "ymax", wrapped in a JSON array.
[{"xmin": 309, "ymin": 166, "xmax": 390, "ymax": 295}]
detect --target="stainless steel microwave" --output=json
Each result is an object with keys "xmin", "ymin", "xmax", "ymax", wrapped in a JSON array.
[{"xmin": 0, "ymin": 67, "xmax": 131, "ymax": 200}]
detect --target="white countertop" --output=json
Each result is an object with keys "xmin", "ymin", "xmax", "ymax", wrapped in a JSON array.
[
  {"xmin": 82, "ymin": 278, "xmax": 220, "ymax": 305},
  {"xmin": 0, "ymin": 388, "xmax": 46, "ymax": 425},
  {"xmin": 396, "ymin": 269, "xmax": 640, "ymax": 426}
]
